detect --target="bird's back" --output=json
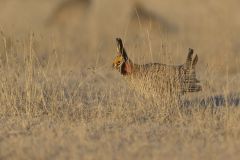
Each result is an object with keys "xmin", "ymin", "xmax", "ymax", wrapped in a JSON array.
[{"xmin": 125, "ymin": 63, "xmax": 183, "ymax": 97}]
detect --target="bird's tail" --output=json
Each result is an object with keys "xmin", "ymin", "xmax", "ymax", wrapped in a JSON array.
[{"xmin": 181, "ymin": 48, "xmax": 202, "ymax": 93}]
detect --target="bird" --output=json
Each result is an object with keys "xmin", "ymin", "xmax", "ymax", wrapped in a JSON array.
[{"xmin": 112, "ymin": 38, "xmax": 202, "ymax": 98}]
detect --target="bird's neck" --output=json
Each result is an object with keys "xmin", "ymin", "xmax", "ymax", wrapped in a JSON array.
[{"xmin": 122, "ymin": 59, "xmax": 141, "ymax": 76}]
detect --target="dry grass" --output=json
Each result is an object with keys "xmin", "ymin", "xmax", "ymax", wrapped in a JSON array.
[{"xmin": 0, "ymin": 0, "xmax": 240, "ymax": 160}]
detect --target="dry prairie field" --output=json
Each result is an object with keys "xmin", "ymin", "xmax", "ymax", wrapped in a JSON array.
[{"xmin": 1, "ymin": 0, "xmax": 240, "ymax": 159}]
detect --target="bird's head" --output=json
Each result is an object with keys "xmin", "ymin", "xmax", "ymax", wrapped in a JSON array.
[{"xmin": 112, "ymin": 38, "xmax": 133, "ymax": 75}]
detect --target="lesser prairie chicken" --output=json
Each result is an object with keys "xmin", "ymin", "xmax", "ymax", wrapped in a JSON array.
[{"xmin": 112, "ymin": 38, "xmax": 202, "ymax": 97}]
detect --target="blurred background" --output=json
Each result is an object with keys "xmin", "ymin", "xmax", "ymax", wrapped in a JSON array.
[
  {"xmin": 1, "ymin": 1, "xmax": 240, "ymax": 159},
  {"xmin": 0, "ymin": 0, "xmax": 239, "ymax": 77}
]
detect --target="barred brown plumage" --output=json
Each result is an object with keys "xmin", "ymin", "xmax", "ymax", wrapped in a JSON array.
[{"xmin": 112, "ymin": 38, "xmax": 202, "ymax": 97}]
